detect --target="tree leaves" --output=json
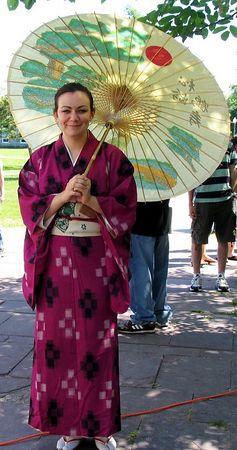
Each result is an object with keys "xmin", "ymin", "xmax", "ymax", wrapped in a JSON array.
[
  {"xmin": 8, "ymin": 0, "xmax": 75, "ymax": 8},
  {"xmin": 6, "ymin": 0, "xmax": 237, "ymax": 42},
  {"xmin": 139, "ymin": 0, "xmax": 237, "ymax": 41},
  {"xmin": 22, "ymin": 0, "xmax": 37, "ymax": 9},
  {"xmin": 0, "ymin": 96, "xmax": 19, "ymax": 138},
  {"xmin": 201, "ymin": 28, "xmax": 208, "ymax": 38},
  {"xmin": 213, "ymin": 26, "xmax": 228, "ymax": 33},
  {"xmin": 7, "ymin": 0, "xmax": 19, "ymax": 10},
  {"xmin": 221, "ymin": 30, "xmax": 230, "ymax": 40},
  {"xmin": 230, "ymin": 25, "xmax": 237, "ymax": 37},
  {"xmin": 227, "ymin": 84, "xmax": 237, "ymax": 123}
]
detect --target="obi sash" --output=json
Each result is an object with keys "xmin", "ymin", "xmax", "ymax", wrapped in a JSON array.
[{"xmin": 51, "ymin": 202, "xmax": 101, "ymax": 237}]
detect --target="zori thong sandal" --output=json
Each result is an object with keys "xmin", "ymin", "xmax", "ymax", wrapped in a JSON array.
[
  {"xmin": 56, "ymin": 436, "xmax": 81, "ymax": 450},
  {"xmin": 95, "ymin": 436, "xmax": 117, "ymax": 450}
]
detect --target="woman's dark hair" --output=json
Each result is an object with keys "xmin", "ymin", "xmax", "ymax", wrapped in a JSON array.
[{"xmin": 54, "ymin": 82, "xmax": 94, "ymax": 113}]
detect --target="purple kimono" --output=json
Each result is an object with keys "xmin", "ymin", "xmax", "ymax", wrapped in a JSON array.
[{"xmin": 18, "ymin": 132, "xmax": 137, "ymax": 437}]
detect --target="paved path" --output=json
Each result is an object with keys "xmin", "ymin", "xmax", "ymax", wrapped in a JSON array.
[{"xmin": 0, "ymin": 195, "xmax": 237, "ymax": 449}]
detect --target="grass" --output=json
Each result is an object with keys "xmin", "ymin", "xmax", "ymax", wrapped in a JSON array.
[
  {"xmin": 0, "ymin": 148, "xmax": 29, "ymax": 227},
  {"xmin": 128, "ymin": 430, "xmax": 139, "ymax": 444},
  {"xmin": 209, "ymin": 420, "xmax": 229, "ymax": 430}
]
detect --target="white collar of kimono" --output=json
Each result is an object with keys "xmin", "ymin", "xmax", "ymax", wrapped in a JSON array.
[{"xmin": 62, "ymin": 138, "xmax": 80, "ymax": 167}]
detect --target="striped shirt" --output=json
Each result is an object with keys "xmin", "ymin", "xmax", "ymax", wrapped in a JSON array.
[{"xmin": 194, "ymin": 144, "xmax": 237, "ymax": 203}]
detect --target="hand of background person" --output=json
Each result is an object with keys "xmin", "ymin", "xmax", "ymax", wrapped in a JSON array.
[{"xmin": 189, "ymin": 203, "xmax": 196, "ymax": 219}]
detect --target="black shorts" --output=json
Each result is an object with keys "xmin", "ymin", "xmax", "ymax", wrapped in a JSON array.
[{"xmin": 191, "ymin": 199, "xmax": 236, "ymax": 244}]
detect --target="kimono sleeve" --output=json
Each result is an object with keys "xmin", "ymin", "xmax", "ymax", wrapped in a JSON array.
[
  {"xmin": 18, "ymin": 150, "xmax": 56, "ymax": 235},
  {"xmin": 18, "ymin": 150, "xmax": 57, "ymax": 310},
  {"xmin": 96, "ymin": 148, "xmax": 137, "ymax": 237},
  {"xmin": 94, "ymin": 148, "xmax": 137, "ymax": 314}
]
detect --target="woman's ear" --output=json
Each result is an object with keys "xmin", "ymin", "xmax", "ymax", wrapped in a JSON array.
[
  {"xmin": 53, "ymin": 112, "xmax": 58, "ymax": 123},
  {"xmin": 90, "ymin": 109, "xmax": 95, "ymax": 120}
]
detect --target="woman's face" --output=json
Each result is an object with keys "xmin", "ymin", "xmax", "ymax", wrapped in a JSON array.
[{"xmin": 54, "ymin": 91, "xmax": 94, "ymax": 140}]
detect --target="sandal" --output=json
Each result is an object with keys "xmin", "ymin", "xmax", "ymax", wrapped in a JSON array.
[
  {"xmin": 202, "ymin": 255, "xmax": 216, "ymax": 264},
  {"xmin": 95, "ymin": 436, "xmax": 117, "ymax": 450},
  {"xmin": 56, "ymin": 436, "xmax": 81, "ymax": 450}
]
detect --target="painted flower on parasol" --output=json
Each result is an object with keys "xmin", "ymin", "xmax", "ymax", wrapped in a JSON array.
[{"xmin": 7, "ymin": 13, "xmax": 229, "ymax": 200}]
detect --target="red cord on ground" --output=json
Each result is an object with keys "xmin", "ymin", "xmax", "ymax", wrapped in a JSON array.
[{"xmin": 0, "ymin": 389, "xmax": 237, "ymax": 447}]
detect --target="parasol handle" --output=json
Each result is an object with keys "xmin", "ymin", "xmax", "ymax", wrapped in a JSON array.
[{"xmin": 83, "ymin": 122, "xmax": 114, "ymax": 176}]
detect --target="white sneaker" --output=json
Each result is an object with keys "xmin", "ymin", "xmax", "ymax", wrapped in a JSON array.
[
  {"xmin": 190, "ymin": 274, "xmax": 202, "ymax": 292},
  {"xmin": 95, "ymin": 436, "xmax": 117, "ymax": 450},
  {"xmin": 216, "ymin": 274, "xmax": 230, "ymax": 292},
  {"xmin": 56, "ymin": 437, "xmax": 81, "ymax": 450}
]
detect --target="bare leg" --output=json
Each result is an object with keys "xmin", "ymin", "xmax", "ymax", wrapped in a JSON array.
[
  {"xmin": 227, "ymin": 242, "xmax": 234, "ymax": 258},
  {"xmin": 192, "ymin": 241, "xmax": 202, "ymax": 274},
  {"xmin": 217, "ymin": 241, "xmax": 228, "ymax": 273},
  {"xmin": 202, "ymin": 243, "xmax": 216, "ymax": 263}
]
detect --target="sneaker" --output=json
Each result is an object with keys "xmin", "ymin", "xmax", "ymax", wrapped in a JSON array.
[
  {"xmin": 215, "ymin": 274, "xmax": 230, "ymax": 292},
  {"xmin": 156, "ymin": 307, "xmax": 173, "ymax": 328},
  {"xmin": 190, "ymin": 274, "xmax": 202, "ymax": 292},
  {"xmin": 56, "ymin": 437, "xmax": 81, "ymax": 450},
  {"xmin": 118, "ymin": 320, "xmax": 156, "ymax": 334},
  {"xmin": 156, "ymin": 315, "xmax": 172, "ymax": 328},
  {"xmin": 95, "ymin": 436, "xmax": 116, "ymax": 450}
]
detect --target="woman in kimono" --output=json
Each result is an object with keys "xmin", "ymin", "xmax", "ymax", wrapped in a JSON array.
[{"xmin": 18, "ymin": 82, "xmax": 137, "ymax": 450}]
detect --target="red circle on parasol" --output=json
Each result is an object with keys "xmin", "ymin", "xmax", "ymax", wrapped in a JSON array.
[{"xmin": 145, "ymin": 46, "xmax": 173, "ymax": 66}]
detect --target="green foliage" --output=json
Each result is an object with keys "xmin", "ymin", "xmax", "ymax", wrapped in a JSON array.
[
  {"xmin": 0, "ymin": 148, "xmax": 29, "ymax": 227},
  {"xmin": 0, "ymin": 96, "xmax": 19, "ymax": 139},
  {"xmin": 7, "ymin": 0, "xmax": 36, "ymax": 8},
  {"xmin": 139, "ymin": 0, "xmax": 237, "ymax": 41},
  {"xmin": 7, "ymin": 0, "xmax": 19, "ymax": 10},
  {"xmin": 6, "ymin": 1, "xmax": 237, "ymax": 41},
  {"xmin": 228, "ymin": 85, "xmax": 237, "ymax": 120},
  {"xmin": 24, "ymin": 0, "xmax": 37, "ymax": 9},
  {"xmin": 230, "ymin": 25, "xmax": 237, "ymax": 36},
  {"xmin": 221, "ymin": 30, "xmax": 230, "ymax": 40},
  {"xmin": 128, "ymin": 430, "xmax": 139, "ymax": 445}
]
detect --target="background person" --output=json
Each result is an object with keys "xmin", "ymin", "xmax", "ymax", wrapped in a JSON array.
[
  {"xmin": 227, "ymin": 241, "xmax": 237, "ymax": 261},
  {"xmin": 189, "ymin": 141, "xmax": 237, "ymax": 293},
  {"xmin": 228, "ymin": 138, "xmax": 237, "ymax": 261},
  {"xmin": 18, "ymin": 82, "xmax": 137, "ymax": 450},
  {"xmin": 118, "ymin": 200, "xmax": 172, "ymax": 334},
  {"xmin": 201, "ymin": 244, "xmax": 216, "ymax": 264},
  {"xmin": 191, "ymin": 244, "xmax": 216, "ymax": 267}
]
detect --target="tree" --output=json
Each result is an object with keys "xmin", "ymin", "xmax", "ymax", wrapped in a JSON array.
[
  {"xmin": 0, "ymin": 96, "xmax": 19, "ymax": 138},
  {"xmin": 228, "ymin": 85, "xmax": 237, "ymax": 121},
  {"xmin": 139, "ymin": 0, "xmax": 237, "ymax": 41},
  {"xmin": 7, "ymin": 0, "xmax": 237, "ymax": 41}
]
